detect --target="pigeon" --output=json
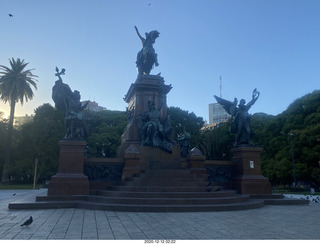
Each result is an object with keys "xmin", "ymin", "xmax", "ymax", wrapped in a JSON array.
[
  {"xmin": 21, "ymin": 216, "xmax": 33, "ymax": 226},
  {"xmin": 9, "ymin": 14, "xmax": 13, "ymax": 17}
]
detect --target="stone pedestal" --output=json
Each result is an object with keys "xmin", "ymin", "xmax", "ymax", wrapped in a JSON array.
[
  {"xmin": 48, "ymin": 140, "xmax": 89, "ymax": 196},
  {"xmin": 122, "ymin": 145, "xmax": 141, "ymax": 180},
  {"xmin": 186, "ymin": 148, "xmax": 205, "ymax": 168},
  {"xmin": 232, "ymin": 146, "xmax": 272, "ymax": 194},
  {"xmin": 122, "ymin": 144, "xmax": 183, "ymax": 180},
  {"xmin": 117, "ymin": 75, "xmax": 172, "ymax": 157}
]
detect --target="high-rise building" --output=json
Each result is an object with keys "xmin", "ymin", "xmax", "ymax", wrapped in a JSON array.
[{"xmin": 208, "ymin": 102, "xmax": 231, "ymax": 125}]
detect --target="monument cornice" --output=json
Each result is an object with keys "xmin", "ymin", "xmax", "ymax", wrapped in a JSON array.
[{"xmin": 124, "ymin": 75, "xmax": 172, "ymax": 103}]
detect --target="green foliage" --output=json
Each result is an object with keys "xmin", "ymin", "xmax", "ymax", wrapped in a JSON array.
[
  {"xmin": 86, "ymin": 110, "xmax": 127, "ymax": 158},
  {"xmin": 6, "ymin": 103, "xmax": 64, "ymax": 183},
  {"xmin": 167, "ymin": 107, "xmax": 205, "ymax": 149},
  {"xmin": 31, "ymin": 104, "xmax": 65, "ymax": 180},
  {"xmin": 255, "ymin": 90, "xmax": 320, "ymax": 186},
  {"xmin": 199, "ymin": 121, "xmax": 235, "ymax": 160},
  {"xmin": 0, "ymin": 183, "xmax": 42, "ymax": 189},
  {"xmin": 0, "ymin": 58, "xmax": 38, "ymax": 104},
  {"xmin": 0, "ymin": 118, "xmax": 8, "ymax": 176},
  {"xmin": 0, "ymin": 58, "xmax": 38, "ymax": 182}
]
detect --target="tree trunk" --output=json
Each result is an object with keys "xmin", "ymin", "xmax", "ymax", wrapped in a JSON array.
[{"xmin": 1, "ymin": 100, "xmax": 15, "ymax": 183}]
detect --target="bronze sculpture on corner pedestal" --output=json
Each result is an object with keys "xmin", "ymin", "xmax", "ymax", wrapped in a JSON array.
[
  {"xmin": 52, "ymin": 67, "xmax": 89, "ymax": 141},
  {"xmin": 214, "ymin": 88, "xmax": 260, "ymax": 146},
  {"xmin": 48, "ymin": 67, "xmax": 90, "ymax": 196}
]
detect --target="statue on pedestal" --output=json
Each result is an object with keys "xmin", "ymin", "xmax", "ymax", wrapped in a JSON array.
[
  {"xmin": 139, "ymin": 101, "xmax": 173, "ymax": 153},
  {"xmin": 52, "ymin": 67, "xmax": 89, "ymax": 140},
  {"xmin": 177, "ymin": 130, "xmax": 191, "ymax": 158},
  {"xmin": 214, "ymin": 89, "xmax": 260, "ymax": 146},
  {"xmin": 134, "ymin": 25, "xmax": 160, "ymax": 75}
]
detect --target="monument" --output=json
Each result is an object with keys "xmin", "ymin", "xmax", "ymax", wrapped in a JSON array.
[
  {"xmin": 118, "ymin": 26, "xmax": 185, "ymax": 178},
  {"xmin": 214, "ymin": 89, "xmax": 272, "ymax": 194},
  {"xmin": 8, "ymin": 27, "xmax": 309, "ymax": 212},
  {"xmin": 47, "ymin": 67, "xmax": 90, "ymax": 195}
]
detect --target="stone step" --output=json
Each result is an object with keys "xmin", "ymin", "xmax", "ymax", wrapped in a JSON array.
[
  {"xmin": 106, "ymin": 185, "xmax": 217, "ymax": 192},
  {"xmin": 136, "ymin": 173, "xmax": 208, "ymax": 180},
  {"xmin": 122, "ymin": 174, "xmax": 208, "ymax": 184},
  {"xmin": 136, "ymin": 176, "xmax": 209, "ymax": 183},
  {"xmin": 36, "ymin": 194, "xmax": 250, "ymax": 205},
  {"xmin": 9, "ymin": 199, "xmax": 266, "ymax": 212},
  {"xmin": 264, "ymin": 198, "xmax": 310, "ymax": 205},
  {"xmin": 92, "ymin": 189, "xmax": 236, "ymax": 198},
  {"xmin": 123, "ymin": 169, "xmax": 208, "ymax": 182},
  {"xmin": 116, "ymin": 180, "xmax": 209, "ymax": 187},
  {"xmin": 144, "ymin": 168, "xmax": 207, "ymax": 176},
  {"xmin": 250, "ymin": 194, "xmax": 284, "ymax": 199}
]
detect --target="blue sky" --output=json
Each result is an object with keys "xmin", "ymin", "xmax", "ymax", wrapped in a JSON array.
[{"xmin": 1, "ymin": 0, "xmax": 320, "ymax": 122}]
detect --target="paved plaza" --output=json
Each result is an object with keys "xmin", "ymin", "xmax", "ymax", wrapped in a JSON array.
[{"xmin": 0, "ymin": 189, "xmax": 319, "ymax": 240}]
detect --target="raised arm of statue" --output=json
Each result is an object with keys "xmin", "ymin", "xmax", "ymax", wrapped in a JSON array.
[
  {"xmin": 246, "ymin": 88, "xmax": 260, "ymax": 110},
  {"xmin": 134, "ymin": 25, "xmax": 145, "ymax": 46}
]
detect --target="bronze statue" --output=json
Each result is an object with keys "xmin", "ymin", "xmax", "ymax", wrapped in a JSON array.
[
  {"xmin": 134, "ymin": 25, "xmax": 160, "ymax": 75},
  {"xmin": 52, "ymin": 67, "xmax": 89, "ymax": 140},
  {"xmin": 177, "ymin": 130, "xmax": 191, "ymax": 158},
  {"xmin": 214, "ymin": 89, "xmax": 260, "ymax": 146},
  {"xmin": 139, "ymin": 101, "xmax": 173, "ymax": 153}
]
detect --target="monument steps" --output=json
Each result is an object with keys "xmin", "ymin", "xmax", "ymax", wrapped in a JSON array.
[
  {"xmin": 92, "ymin": 189, "xmax": 237, "ymax": 198},
  {"xmin": 119, "ymin": 175, "xmax": 210, "ymax": 185},
  {"xmin": 36, "ymin": 194, "xmax": 251, "ymax": 205},
  {"xmin": 106, "ymin": 185, "xmax": 216, "ymax": 192},
  {"xmin": 115, "ymin": 181, "xmax": 209, "ymax": 187},
  {"xmin": 9, "ymin": 199, "xmax": 266, "ymax": 212},
  {"xmin": 75, "ymin": 200, "xmax": 266, "ymax": 212},
  {"xmin": 263, "ymin": 198, "xmax": 310, "ymax": 205},
  {"xmin": 124, "ymin": 169, "xmax": 208, "ymax": 179}
]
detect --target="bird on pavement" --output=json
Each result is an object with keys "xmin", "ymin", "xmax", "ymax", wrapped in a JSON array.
[{"xmin": 21, "ymin": 216, "xmax": 33, "ymax": 227}]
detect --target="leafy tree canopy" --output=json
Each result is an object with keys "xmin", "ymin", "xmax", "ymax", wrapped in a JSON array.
[
  {"xmin": 86, "ymin": 110, "xmax": 127, "ymax": 158},
  {"xmin": 167, "ymin": 106, "xmax": 205, "ymax": 149}
]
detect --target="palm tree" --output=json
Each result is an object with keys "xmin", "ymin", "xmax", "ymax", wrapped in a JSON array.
[{"xmin": 0, "ymin": 58, "xmax": 38, "ymax": 182}]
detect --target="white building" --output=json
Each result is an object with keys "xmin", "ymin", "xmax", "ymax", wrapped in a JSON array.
[{"xmin": 208, "ymin": 102, "xmax": 231, "ymax": 125}]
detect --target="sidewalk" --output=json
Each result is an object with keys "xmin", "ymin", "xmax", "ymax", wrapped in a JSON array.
[{"xmin": 0, "ymin": 189, "xmax": 319, "ymax": 240}]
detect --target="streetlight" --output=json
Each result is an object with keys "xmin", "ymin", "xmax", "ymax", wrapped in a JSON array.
[
  {"xmin": 289, "ymin": 133, "xmax": 297, "ymax": 187},
  {"xmin": 33, "ymin": 158, "xmax": 38, "ymax": 189}
]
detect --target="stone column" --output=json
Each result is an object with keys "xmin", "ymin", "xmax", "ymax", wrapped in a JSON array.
[
  {"xmin": 48, "ymin": 140, "xmax": 89, "ymax": 196},
  {"xmin": 232, "ymin": 146, "xmax": 272, "ymax": 194}
]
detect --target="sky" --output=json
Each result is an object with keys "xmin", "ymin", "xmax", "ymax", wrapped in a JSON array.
[{"xmin": 1, "ymin": 0, "xmax": 320, "ymax": 122}]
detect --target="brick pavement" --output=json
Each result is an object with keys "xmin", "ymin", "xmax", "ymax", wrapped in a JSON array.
[{"xmin": 0, "ymin": 189, "xmax": 319, "ymax": 240}]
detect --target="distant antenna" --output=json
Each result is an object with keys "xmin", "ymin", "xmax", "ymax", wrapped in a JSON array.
[{"xmin": 219, "ymin": 76, "xmax": 222, "ymax": 98}]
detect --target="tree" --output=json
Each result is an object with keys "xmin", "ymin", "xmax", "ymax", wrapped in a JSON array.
[
  {"xmin": 86, "ymin": 110, "xmax": 127, "ymax": 158},
  {"xmin": 31, "ymin": 104, "xmax": 65, "ymax": 181},
  {"xmin": 253, "ymin": 90, "xmax": 320, "ymax": 186},
  {"xmin": 0, "ymin": 113, "xmax": 8, "ymax": 177},
  {"xmin": 199, "ymin": 119, "xmax": 238, "ymax": 160},
  {"xmin": 167, "ymin": 107, "xmax": 205, "ymax": 149},
  {"xmin": 0, "ymin": 58, "xmax": 38, "ymax": 182},
  {"xmin": 5, "ymin": 104, "xmax": 65, "ymax": 183}
]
